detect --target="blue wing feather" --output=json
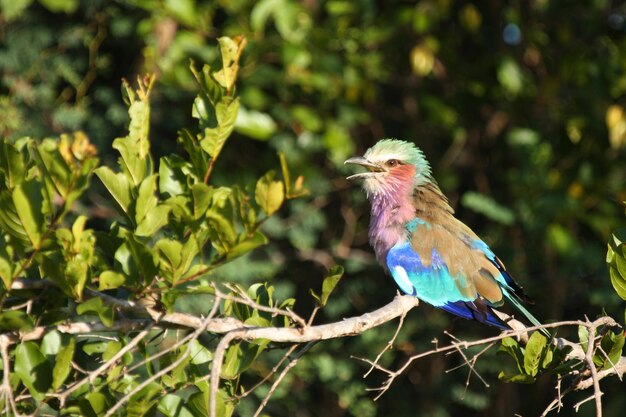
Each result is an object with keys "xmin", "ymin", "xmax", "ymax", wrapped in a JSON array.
[{"xmin": 386, "ymin": 233, "xmax": 516, "ymax": 329}]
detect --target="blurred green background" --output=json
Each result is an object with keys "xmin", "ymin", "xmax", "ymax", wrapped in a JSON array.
[{"xmin": 1, "ymin": 0, "xmax": 625, "ymax": 416}]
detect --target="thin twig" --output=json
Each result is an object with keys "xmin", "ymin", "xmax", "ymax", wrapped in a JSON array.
[
  {"xmin": 53, "ymin": 325, "xmax": 154, "ymax": 406},
  {"xmin": 235, "ymin": 344, "xmax": 300, "ymax": 399},
  {"xmin": 363, "ymin": 307, "xmax": 408, "ymax": 378},
  {"xmin": 104, "ymin": 315, "xmax": 215, "ymax": 417},
  {"xmin": 252, "ymin": 342, "xmax": 315, "ymax": 417}
]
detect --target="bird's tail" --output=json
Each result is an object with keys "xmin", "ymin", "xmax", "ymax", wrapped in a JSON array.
[{"xmin": 505, "ymin": 291, "xmax": 550, "ymax": 337}]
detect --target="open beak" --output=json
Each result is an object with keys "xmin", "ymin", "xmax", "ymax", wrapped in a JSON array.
[{"xmin": 344, "ymin": 156, "xmax": 384, "ymax": 180}]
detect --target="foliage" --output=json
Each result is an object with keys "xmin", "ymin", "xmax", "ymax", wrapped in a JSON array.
[{"xmin": 1, "ymin": 1, "xmax": 626, "ymax": 417}]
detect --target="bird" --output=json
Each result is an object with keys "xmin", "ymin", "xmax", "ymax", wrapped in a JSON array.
[{"xmin": 345, "ymin": 138, "xmax": 546, "ymax": 333}]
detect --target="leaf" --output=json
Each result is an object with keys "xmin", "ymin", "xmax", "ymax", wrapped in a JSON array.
[
  {"xmin": 34, "ymin": 139, "xmax": 72, "ymax": 198},
  {"xmin": 0, "ymin": 141, "xmax": 26, "ymax": 189},
  {"xmin": 38, "ymin": 0, "xmax": 78, "ymax": 13},
  {"xmin": 578, "ymin": 325, "xmax": 589, "ymax": 352},
  {"xmin": 158, "ymin": 394, "xmax": 195, "ymax": 417},
  {"xmin": 523, "ymin": 331, "xmax": 547, "ymax": 376},
  {"xmin": 159, "ymin": 155, "xmax": 189, "ymax": 197},
  {"xmin": 95, "ymin": 166, "xmax": 132, "ymax": 217},
  {"xmin": 311, "ymin": 265, "xmax": 345, "ymax": 307},
  {"xmin": 597, "ymin": 331, "xmax": 625, "ymax": 370},
  {"xmin": 191, "ymin": 183, "xmax": 212, "ymax": 219},
  {"xmin": 99, "ymin": 270, "xmax": 126, "ymax": 290},
  {"xmin": 221, "ymin": 343, "xmax": 243, "ymax": 379},
  {"xmin": 113, "ymin": 137, "xmax": 149, "ymax": 187},
  {"xmin": 255, "ymin": 170, "xmax": 284, "ymax": 216},
  {"xmin": 497, "ymin": 337, "xmax": 525, "ymax": 374},
  {"xmin": 12, "ymin": 180, "xmax": 45, "ymax": 247},
  {"xmin": 85, "ymin": 391, "xmax": 108, "ymax": 416},
  {"xmin": 212, "ymin": 36, "xmax": 247, "ymax": 92},
  {"xmin": 0, "ymin": 190, "xmax": 30, "ymax": 244},
  {"xmin": 609, "ymin": 266, "xmax": 626, "ymax": 300},
  {"xmin": 0, "ymin": 238, "xmax": 14, "ymax": 289},
  {"xmin": 199, "ymin": 97, "xmax": 240, "ymax": 159},
  {"xmin": 52, "ymin": 337, "xmax": 75, "ymax": 390},
  {"xmin": 187, "ymin": 339, "xmax": 212, "ymax": 365},
  {"xmin": 234, "ymin": 106, "xmax": 277, "ymax": 140},
  {"xmin": 0, "ymin": 310, "xmax": 34, "ymax": 331},
  {"xmin": 135, "ymin": 174, "xmax": 159, "ymax": 224},
  {"xmin": 461, "ymin": 191, "xmax": 515, "ymax": 225},
  {"xmin": 227, "ymin": 231, "xmax": 268, "ymax": 260},
  {"xmin": 77, "ymin": 297, "xmax": 115, "ymax": 327},
  {"xmin": 498, "ymin": 371, "xmax": 535, "ymax": 384},
  {"xmin": 135, "ymin": 204, "xmax": 171, "ymax": 236},
  {"xmin": 15, "ymin": 342, "xmax": 52, "ymax": 400}
]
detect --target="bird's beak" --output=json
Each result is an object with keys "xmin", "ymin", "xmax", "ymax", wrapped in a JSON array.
[{"xmin": 344, "ymin": 156, "xmax": 384, "ymax": 180}]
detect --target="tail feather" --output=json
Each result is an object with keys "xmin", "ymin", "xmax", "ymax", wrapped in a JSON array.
[{"xmin": 504, "ymin": 290, "xmax": 550, "ymax": 337}]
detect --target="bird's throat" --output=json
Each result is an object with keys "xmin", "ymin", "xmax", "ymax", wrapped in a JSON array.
[{"xmin": 367, "ymin": 181, "xmax": 416, "ymax": 267}]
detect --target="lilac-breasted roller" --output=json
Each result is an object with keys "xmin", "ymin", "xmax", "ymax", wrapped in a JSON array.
[{"xmin": 346, "ymin": 139, "xmax": 545, "ymax": 332}]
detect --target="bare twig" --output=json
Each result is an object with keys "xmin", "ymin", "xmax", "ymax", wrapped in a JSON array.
[
  {"xmin": 363, "ymin": 306, "xmax": 408, "ymax": 378},
  {"xmin": 235, "ymin": 344, "xmax": 300, "ymax": 399},
  {"xmin": 253, "ymin": 342, "xmax": 315, "ymax": 417}
]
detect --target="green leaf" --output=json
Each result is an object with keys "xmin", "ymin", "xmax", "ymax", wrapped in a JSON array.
[
  {"xmin": 125, "ymin": 235, "xmax": 158, "ymax": 285},
  {"xmin": 12, "ymin": 179, "xmax": 45, "ymax": 247},
  {"xmin": 0, "ymin": 310, "xmax": 34, "ymax": 331},
  {"xmin": 497, "ymin": 337, "xmax": 525, "ymax": 374},
  {"xmin": 234, "ymin": 106, "xmax": 277, "ymax": 140},
  {"xmin": 498, "ymin": 371, "xmax": 535, "ymax": 384},
  {"xmin": 85, "ymin": 391, "xmax": 109, "ymax": 416},
  {"xmin": 227, "ymin": 231, "xmax": 268, "ymax": 260},
  {"xmin": 159, "ymin": 155, "xmax": 189, "ymax": 197},
  {"xmin": 188, "ymin": 339, "xmax": 212, "ymax": 365},
  {"xmin": 212, "ymin": 36, "xmax": 247, "ymax": 92},
  {"xmin": 461, "ymin": 191, "xmax": 515, "ymax": 225},
  {"xmin": 199, "ymin": 97, "xmax": 240, "ymax": 159},
  {"xmin": 255, "ymin": 170, "xmax": 284, "ymax": 216},
  {"xmin": 523, "ymin": 331, "xmax": 547, "ymax": 376},
  {"xmin": 135, "ymin": 204, "xmax": 171, "ymax": 236},
  {"xmin": 158, "ymin": 394, "xmax": 195, "ymax": 417},
  {"xmin": 34, "ymin": 139, "xmax": 72, "ymax": 198},
  {"xmin": 0, "ymin": 237, "xmax": 13, "ymax": 289},
  {"xmin": 77, "ymin": 297, "xmax": 115, "ymax": 327},
  {"xmin": 578, "ymin": 325, "xmax": 589, "ymax": 352},
  {"xmin": 312, "ymin": 265, "xmax": 345, "ymax": 307},
  {"xmin": 188, "ymin": 388, "xmax": 234, "ymax": 417},
  {"xmin": 38, "ymin": 0, "xmax": 78, "ymax": 13},
  {"xmin": 597, "ymin": 331, "xmax": 625, "ymax": 370},
  {"xmin": 191, "ymin": 183, "xmax": 212, "ymax": 219},
  {"xmin": 221, "ymin": 343, "xmax": 243, "ymax": 379},
  {"xmin": 99, "ymin": 270, "xmax": 126, "ymax": 290},
  {"xmin": 113, "ymin": 137, "xmax": 150, "ymax": 187},
  {"xmin": 135, "ymin": 174, "xmax": 159, "ymax": 224},
  {"xmin": 95, "ymin": 166, "xmax": 132, "ymax": 217},
  {"xmin": 0, "ymin": 141, "xmax": 26, "ymax": 189},
  {"xmin": 15, "ymin": 342, "xmax": 52, "ymax": 400},
  {"xmin": 0, "ymin": 0, "xmax": 34, "ymax": 21},
  {"xmin": 52, "ymin": 337, "xmax": 75, "ymax": 390},
  {"xmin": 609, "ymin": 266, "xmax": 626, "ymax": 300}
]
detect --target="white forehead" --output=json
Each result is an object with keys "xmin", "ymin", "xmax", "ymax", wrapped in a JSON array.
[{"xmin": 363, "ymin": 146, "xmax": 407, "ymax": 163}]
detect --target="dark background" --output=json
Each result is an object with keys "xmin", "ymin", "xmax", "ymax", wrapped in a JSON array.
[{"xmin": 1, "ymin": 1, "xmax": 625, "ymax": 415}]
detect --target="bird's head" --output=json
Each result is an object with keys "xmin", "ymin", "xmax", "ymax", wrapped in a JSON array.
[{"xmin": 345, "ymin": 139, "xmax": 431, "ymax": 198}]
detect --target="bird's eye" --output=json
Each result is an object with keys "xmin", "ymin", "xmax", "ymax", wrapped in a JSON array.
[{"xmin": 386, "ymin": 159, "xmax": 400, "ymax": 167}]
